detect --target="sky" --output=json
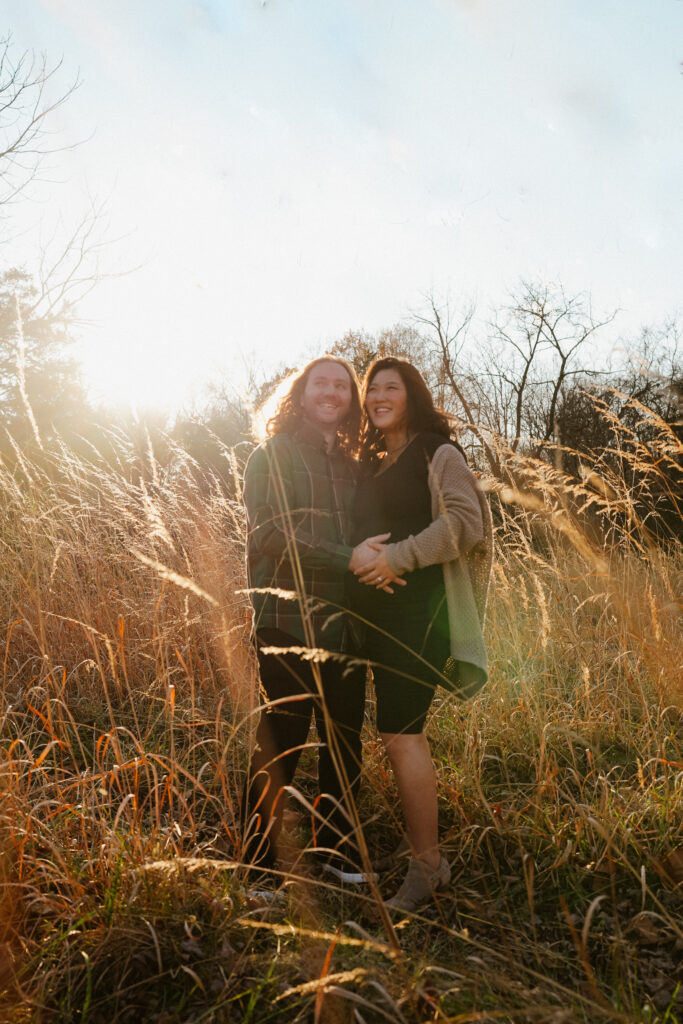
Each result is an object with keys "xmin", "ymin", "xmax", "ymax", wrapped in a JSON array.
[{"xmin": 3, "ymin": 0, "xmax": 683, "ymax": 412}]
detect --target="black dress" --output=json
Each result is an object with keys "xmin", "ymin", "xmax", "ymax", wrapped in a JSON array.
[{"xmin": 350, "ymin": 433, "xmax": 452, "ymax": 734}]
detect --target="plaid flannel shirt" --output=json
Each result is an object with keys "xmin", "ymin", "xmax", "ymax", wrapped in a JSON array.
[{"xmin": 243, "ymin": 423, "xmax": 358, "ymax": 652}]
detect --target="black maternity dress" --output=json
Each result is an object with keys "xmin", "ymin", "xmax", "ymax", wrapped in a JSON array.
[{"xmin": 350, "ymin": 433, "xmax": 452, "ymax": 734}]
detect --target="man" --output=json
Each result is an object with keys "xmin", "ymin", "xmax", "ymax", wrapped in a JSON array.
[{"xmin": 242, "ymin": 356, "xmax": 386, "ymax": 882}]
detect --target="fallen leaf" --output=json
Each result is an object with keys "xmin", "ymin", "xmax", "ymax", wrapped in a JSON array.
[
  {"xmin": 655, "ymin": 848, "xmax": 683, "ymax": 885},
  {"xmin": 631, "ymin": 913, "xmax": 663, "ymax": 946}
]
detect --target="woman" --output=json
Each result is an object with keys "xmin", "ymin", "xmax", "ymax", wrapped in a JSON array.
[
  {"xmin": 242, "ymin": 355, "xmax": 389, "ymax": 882},
  {"xmin": 351, "ymin": 357, "xmax": 493, "ymax": 912}
]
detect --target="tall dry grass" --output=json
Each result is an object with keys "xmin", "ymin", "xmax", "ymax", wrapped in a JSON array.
[{"xmin": 0, "ymin": 404, "xmax": 681, "ymax": 1023}]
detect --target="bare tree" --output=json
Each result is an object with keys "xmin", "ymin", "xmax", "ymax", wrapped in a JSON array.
[
  {"xmin": 35, "ymin": 197, "xmax": 114, "ymax": 321},
  {"xmin": 480, "ymin": 282, "xmax": 616, "ymax": 453},
  {"xmin": 620, "ymin": 317, "xmax": 682, "ymax": 426},
  {"xmin": 409, "ymin": 293, "xmax": 502, "ymax": 474},
  {"xmin": 406, "ymin": 283, "xmax": 620, "ymax": 477},
  {"xmin": 0, "ymin": 34, "xmax": 80, "ymax": 211}
]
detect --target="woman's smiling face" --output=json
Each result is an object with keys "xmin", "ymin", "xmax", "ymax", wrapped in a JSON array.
[{"xmin": 365, "ymin": 368, "xmax": 408, "ymax": 433}]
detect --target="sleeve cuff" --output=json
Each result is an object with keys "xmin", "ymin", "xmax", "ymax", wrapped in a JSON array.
[
  {"xmin": 330, "ymin": 544, "xmax": 353, "ymax": 573},
  {"xmin": 384, "ymin": 543, "xmax": 410, "ymax": 575}
]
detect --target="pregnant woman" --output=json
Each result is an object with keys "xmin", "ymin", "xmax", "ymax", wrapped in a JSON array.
[{"xmin": 350, "ymin": 357, "xmax": 492, "ymax": 912}]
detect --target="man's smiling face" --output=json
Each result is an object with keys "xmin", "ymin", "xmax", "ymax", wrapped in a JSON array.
[{"xmin": 300, "ymin": 361, "xmax": 353, "ymax": 432}]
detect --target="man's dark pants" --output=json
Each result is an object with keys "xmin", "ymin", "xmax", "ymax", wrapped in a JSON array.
[{"xmin": 242, "ymin": 629, "xmax": 366, "ymax": 872}]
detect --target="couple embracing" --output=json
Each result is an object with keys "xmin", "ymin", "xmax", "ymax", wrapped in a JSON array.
[{"xmin": 241, "ymin": 355, "xmax": 492, "ymax": 913}]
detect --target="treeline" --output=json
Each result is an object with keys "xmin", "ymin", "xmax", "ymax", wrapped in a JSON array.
[
  {"xmin": 1, "ymin": 262, "xmax": 680, "ymax": 543},
  {"xmin": 171, "ymin": 283, "xmax": 681, "ymax": 485},
  {"xmin": 174, "ymin": 283, "xmax": 682, "ymax": 543}
]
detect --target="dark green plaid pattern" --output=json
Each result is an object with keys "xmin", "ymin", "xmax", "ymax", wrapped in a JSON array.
[{"xmin": 243, "ymin": 423, "xmax": 358, "ymax": 651}]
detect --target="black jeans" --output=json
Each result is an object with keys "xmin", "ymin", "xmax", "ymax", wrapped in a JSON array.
[{"xmin": 242, "ymin": 630, "xmax": 366, "ymax": 870}]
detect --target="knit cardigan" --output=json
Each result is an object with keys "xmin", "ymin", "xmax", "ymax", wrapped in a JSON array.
[{"xmin": 383, "ymin": 443, "xmax": 493, "ymax": 695}]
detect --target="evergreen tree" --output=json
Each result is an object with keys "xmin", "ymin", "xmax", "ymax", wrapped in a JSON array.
[{"xmin": 0, "ymin": 268, "xmax": 88, "ymax": 443}]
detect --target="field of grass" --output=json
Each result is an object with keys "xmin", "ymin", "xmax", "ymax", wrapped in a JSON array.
[{"xmin": 0, "ymin": 408, "xmax": 681, "ymax": 1023}]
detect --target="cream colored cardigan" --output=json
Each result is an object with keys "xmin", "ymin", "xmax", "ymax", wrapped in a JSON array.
[{"xmin": 383, "ymin": 443, "xmax": 493, "ymax": 692}]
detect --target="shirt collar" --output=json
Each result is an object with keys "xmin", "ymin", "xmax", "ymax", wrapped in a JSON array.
[{"xmin": 293, "ymin": 420, "xmax": 337, "ymax": 453}]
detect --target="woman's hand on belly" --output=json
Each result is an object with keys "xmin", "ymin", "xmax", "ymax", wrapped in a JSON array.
[{"xmin": 354, "ymin": 547, "xmax": 407, "ymax": 593}]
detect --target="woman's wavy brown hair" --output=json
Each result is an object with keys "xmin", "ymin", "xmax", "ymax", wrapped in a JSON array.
[
  {"xmin": 360, "ymin": 357, "xmax": 465, "ymax": 466},
  {"xmin": 265, "ymin": 356, "xmax": 362, "ymax": 455}
]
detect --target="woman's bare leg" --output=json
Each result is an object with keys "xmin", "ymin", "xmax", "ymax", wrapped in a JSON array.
[{"xmin": 379, "ymin": 731, "xmax": 440, "ymax": 869}]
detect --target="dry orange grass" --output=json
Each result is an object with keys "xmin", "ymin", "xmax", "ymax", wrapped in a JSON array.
[{"xmin": 0, "ymin": 405, "xmax": 681, "ymax": 1023}]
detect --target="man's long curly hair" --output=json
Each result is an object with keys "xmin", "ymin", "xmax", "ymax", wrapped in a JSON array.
[
  {"xmin": 359, "ymin": 357, "xmax": 465, "ymax": 466},
  {"xmin": 265, "ymin": 356, "xmax": 362, "ymax": 455}
]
